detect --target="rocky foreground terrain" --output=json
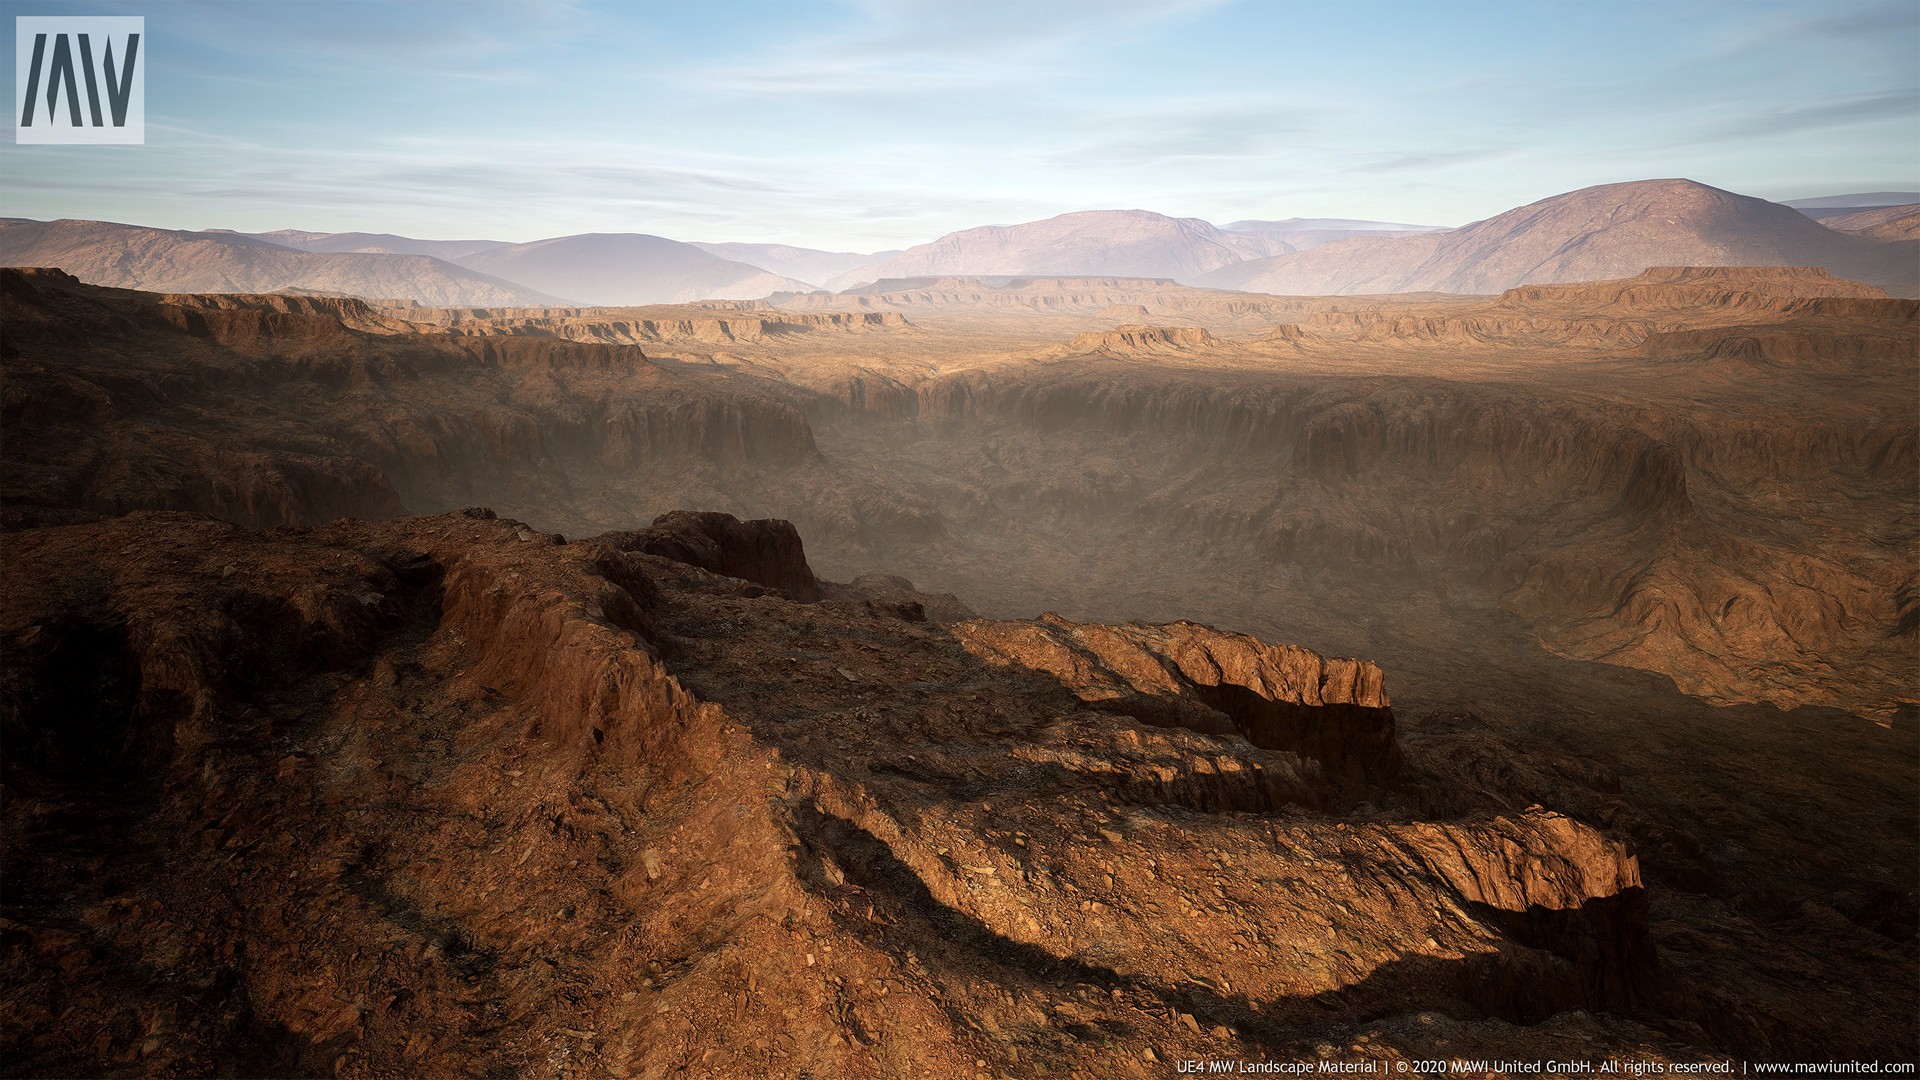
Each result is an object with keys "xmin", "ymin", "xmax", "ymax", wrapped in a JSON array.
[
  {"xmin": 3, "ymin": 508, "xmax": 1911, "ymax": 1077},
  {"xmin": 1, "ymin": 265, "xmax": 1915, "ymax": 1073}
]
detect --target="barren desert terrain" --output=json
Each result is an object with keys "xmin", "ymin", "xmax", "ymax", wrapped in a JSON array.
[{"xmin": 1, "ymin": 243, "xmax": 1914, "ymax": 1075}]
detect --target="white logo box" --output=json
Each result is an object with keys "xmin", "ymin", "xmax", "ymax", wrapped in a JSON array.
[{"xmin": 16, "ymin": 16, "xmax": 145, "ymax": 144}]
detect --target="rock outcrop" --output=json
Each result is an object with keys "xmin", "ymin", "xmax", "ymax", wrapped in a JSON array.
[
  {"xmin": 0, "ymin": 509, "xmax": 1730, "ymax": 1075},
  {"xmin": 955, "ymin": 614, "xmax": 1399, "ymax": 783},
  {"xmin": 1058, "ymin": 324, "xmax": 1218, "ymax": 355},
  {"xmin": 600, "ymin": 510, "xmax": 822, "ymax": 602}
]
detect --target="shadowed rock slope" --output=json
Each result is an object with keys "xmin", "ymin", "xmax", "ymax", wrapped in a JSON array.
[
  {"xmin": 0, "ymin": 268, "xmax": 820, "ymax": 532},
  {"xmin": 7, "ymin": 508, "xmax": 1910, "ymax": 1077}
]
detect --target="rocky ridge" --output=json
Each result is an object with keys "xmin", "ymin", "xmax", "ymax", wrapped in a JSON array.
[
  {"xmin": 387, "ymin": 305, "xmax": 910, "ymax": 346},
  {"xmin": 0, "ymin": 508, "xmax": 1737, "ymax": 1075},
  {"xmin": 0, "ymin": 267, "xmax": 820, "ymax": 533}
]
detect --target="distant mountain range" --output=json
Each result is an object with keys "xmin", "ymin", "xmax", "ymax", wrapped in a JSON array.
[
  {"xmin": 687, "ymin": 242, "xmax": 897, "ymax": 289},
  {"xmin": 0, "ymin": 219, "xmax": 562, "ymax": 307},
  {"xmin": 1192, "ymin": 180, "xmax": 1917, "ymax": 297},
  {"xmin": 244, "ymin": 230, "xmax": 513, "ymax": 261},
  {"xmin": 3, "ymin": 181, "xmax": 1914, "ymax": 304},
  {"xmin": 1782, "ymin": 191, "xmax": 1920, "ymax": 220},
  {"xmin": 816, "ymin": 210, "xmax": 1294, "ymax": 290},
  {"xmin": 1818, "ymin": 203, "xmax": 1920, "ymax": 242},
  {"xmin": 250, "ymin": 229, "xmax": 820, "ymax": 306},
  {"xmin": 451, "ymin": 234, "xmax": 815, "ymax": 307}
]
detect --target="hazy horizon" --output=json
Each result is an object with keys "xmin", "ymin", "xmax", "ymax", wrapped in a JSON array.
[{"xmin": 4, "ymin": 0, "xmax": 1917, "ymax": 250}]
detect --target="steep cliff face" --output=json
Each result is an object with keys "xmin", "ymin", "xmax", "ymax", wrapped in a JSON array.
[
  {"xmin": 0, "ymin": 268, "xmax": 822, "ymax": 533},
  {"xmin": 1497, "ymin": 264, "xmax": 1893, "ymax": 307},
  {"xmin": 390, "ymin": 305, "xmax": 909, "ymax": 345},
  {"xmin": 778, "ymin": 275, "xmax": 1299, "ymax": 319},
  {"xmin": 1056, "ymin": 324, "xmax": 1219, "ymax": 355},
  {"xmin": 880, "ymin": 365, "xmax": 1695, "ymax": 553},
  {"xmin": 153, "ymin": 290, "xmax": 426, "ymax": 334},
  {"xmin": 1637, "ymin": 315, "xmax": 1920, "ymax": 370},
  {"xmin": 804, "ymin": 320, "xmax": 1912, "ymax": 718},
  {"xmin": 0, "ymin": 510, "xmax": 1720, "ymax": 1075},
  {"xmin": 1, "ymin": 271, "xmax": 411, "ymax": 527},
  {"xmin": 956, "ymin": 613, "xmax": 1398, "ymax": 783},
  {"xmin": 0, "ymin": 511, "xmax": 808, "ymax": 1076}
]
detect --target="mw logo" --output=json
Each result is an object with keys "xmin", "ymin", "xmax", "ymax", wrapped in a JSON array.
[{"xmin": 15, "ymin": 16, "xmax": 145, "ymax": 144}]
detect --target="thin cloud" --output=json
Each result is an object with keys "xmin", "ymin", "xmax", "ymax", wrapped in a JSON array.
[
  {"xmin": 2, "ymin": 0, "xmax": 1913, "ymax": 249},
  {"xmin": 1702, "ymin": 88, "xmax": 1920, "ymax": 142},
  {"xmin": 173, "ymin": 0, "xmax": 594, "ymax": 66},
  {"xmin": 669, "ymin": 0, "xmax": 1234, "ymax": 97},
  {"xmin": 1046, "ymin": 98, "xmax": 1335, "ymax": 167},
  {"xmin": 1357, "ymin": 147, "xmax": 1517, "ymax": 174}
]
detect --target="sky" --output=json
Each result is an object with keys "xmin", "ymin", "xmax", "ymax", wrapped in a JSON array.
[{"xmin": 3, "ymin": 0, "xmax": 1917, "ymax": 250}]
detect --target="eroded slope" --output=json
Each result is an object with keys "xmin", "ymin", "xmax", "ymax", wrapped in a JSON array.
[{"xmin": 9, "ymin": 509, "xmax": 1908, "ymax": 1078}]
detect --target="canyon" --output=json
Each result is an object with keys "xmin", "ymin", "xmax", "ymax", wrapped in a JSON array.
[{"xmin": 0, "ymin": 247, "xmax": 1914, "ymax": 1074}]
